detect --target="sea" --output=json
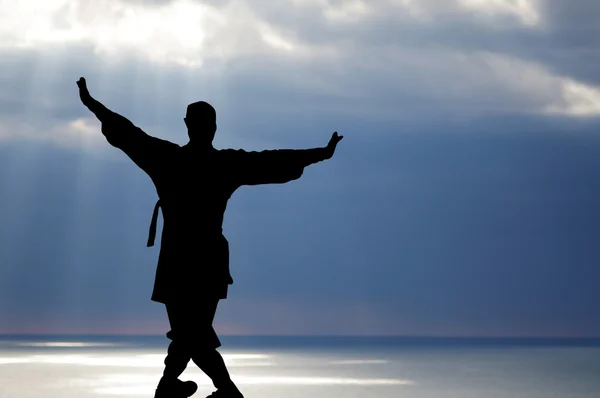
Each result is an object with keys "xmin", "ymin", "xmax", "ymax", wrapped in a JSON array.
[{"xmin": 1, "ymin": 335, "xmax": 599, "ymax": 398}]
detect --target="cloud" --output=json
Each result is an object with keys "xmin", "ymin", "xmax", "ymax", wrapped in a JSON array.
[
  {"xmin": 545, "ymin": 79, "xmax": 600, "ymax": 117},
  {"xmin": 0, "ymin": 117, "xmax": 105, "ymax": 150},
  {"xmin": 0, "ymin": 0, "xmax": 598, "ymax": 153},
  {"xmin": 0, "ymin": 0, "xmax": 337, "ymax": 67},
  {"xmin": 457, "ymin": 0, "xmax": 541, "ymax": 26},
  {"xmin": 0, "ymin": 0, "xmax": 215, "ymax": 67}
]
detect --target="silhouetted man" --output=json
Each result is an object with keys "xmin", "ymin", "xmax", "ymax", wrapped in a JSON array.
[{"xmin": 76, "ymin": 77, "xmax": 343, "ymax": 398}]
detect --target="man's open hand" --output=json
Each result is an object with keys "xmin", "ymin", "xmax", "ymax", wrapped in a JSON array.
[
  {"xmin": 324, "ymin": 131, "xmax": 343, "ymax": 159},
  {"xmin": 77, "ymin": 77, "xmax": 90, "ymax": 104}
]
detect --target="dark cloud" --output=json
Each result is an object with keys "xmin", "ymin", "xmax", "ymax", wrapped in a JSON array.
[
  {"xmin": 241, "ymin": 0, "xmax": 600, "ymax": 86},
  {"xmin": 2, "ymin": 0, "xmax": 600, "ymax": 145}
]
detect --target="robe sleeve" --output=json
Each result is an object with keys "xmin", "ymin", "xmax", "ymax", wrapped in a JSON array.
[
  {"xmin": 232, "ymin": 147, "xmax": 329, "ymax": 186},
  {"xmin": 101, "ymin": 111, "xmax": 171, "ymax": 178}
]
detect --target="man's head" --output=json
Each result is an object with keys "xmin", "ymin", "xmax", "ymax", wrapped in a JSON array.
[{"xmin": 184, "ymin": 101, "xmax": 217, "ymax": 144}]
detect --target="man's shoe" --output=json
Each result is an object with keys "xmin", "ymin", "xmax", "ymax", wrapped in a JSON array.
[
  {"xmin": 206, "ymin": 385, "xmax": 243, "ymax": 398},
  {"xmin": 178, "ymin": 380, "xmax": 199, "ymax": 397},
  {"xmin": 155, "ymin": 378, "xmax": 198, "ymax": 398}
]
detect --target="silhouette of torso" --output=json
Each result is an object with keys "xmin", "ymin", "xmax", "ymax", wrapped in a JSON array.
[
  {"xmin": 151, "ymin": 144, "xmax": 240, "ymax": 303},
  {"xmin": 103, "ymin": 121, "xmax": 311, "ymax": 304}
]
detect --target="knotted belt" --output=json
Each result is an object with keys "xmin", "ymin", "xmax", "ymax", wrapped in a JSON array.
[{"xmin": 147, "ymin": 199, "xmax": 161, "ymax": 247}]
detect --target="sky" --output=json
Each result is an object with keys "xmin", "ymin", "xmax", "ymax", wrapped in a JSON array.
[{"xmin": 0, "ymin": 0, "xmax": 600, "ymax": 337}]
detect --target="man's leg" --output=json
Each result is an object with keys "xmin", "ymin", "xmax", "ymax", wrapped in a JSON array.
[
  {"xmin": 154, "ymin": 304, "xmax": 197, "ymax": 398},
  {"xmin": 163, "ymin": 339, "xmax": 192, "ymax": 380},
  {"xmin": 193, "ymin": 348, "xmax": 240, "ymax": 392},
  {"xmin": 190, "ymin": 298, "xmax": 243, "ymax": 397}
]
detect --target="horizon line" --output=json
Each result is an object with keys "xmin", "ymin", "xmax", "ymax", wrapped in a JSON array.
[{"xmin": 1, "ymin": 333, "xmax": 600, "ymax": 340}]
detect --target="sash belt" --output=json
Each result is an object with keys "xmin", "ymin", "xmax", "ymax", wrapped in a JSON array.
[{"xmin": 147, "ymin": 199, "xmax": 161, "ymax": 247}]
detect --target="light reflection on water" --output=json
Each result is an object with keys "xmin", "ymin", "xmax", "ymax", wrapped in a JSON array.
[
  {"xmin": 89, "ymin": 373, "xmax": 411, "ymax": 396},
  {"xmin": 16, "ymin": 342, "xmax": 122, "ymax": 348},
  {"xmin": 0, "ymin": 353, "xmax": 275, "ymax": 367},
  {"xmin": 0, "ymin": 339, "xmax": 412, "ymax": 398},
  {"xmin": 3, "ymin": 338, "xmax": 600, "ymax": 398},
  {"xmin": 328, "ymin": 359, "xmax": 389, "ymax": 365}
]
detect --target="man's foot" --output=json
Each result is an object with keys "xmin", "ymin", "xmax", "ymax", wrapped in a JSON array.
[
  {"xmin": 155, "ymin": 378, "xmax": 198, "ymax": 398},
  {"xmin": 206, "ymin": 385, "xmax": 243, "ymax": 398}
]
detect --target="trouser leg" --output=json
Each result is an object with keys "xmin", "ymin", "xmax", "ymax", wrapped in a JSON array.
[
  {"xmin": 192, "ymin": 348, "xmax": 235, "ymax": 390},
  {"xmin": 163, "ymin": 298, "xmax": 241, "ymax": 396},
  {"xmin": 154, "ymin": 305, "xmax": 197, "ymax": 398},
  {"xmin": 161, "ymin": 304, "xmax": 193, "ymax": 380},
  {"xmin": 162, "ymin": 339, "xmax": 192, "ymax": 380}
]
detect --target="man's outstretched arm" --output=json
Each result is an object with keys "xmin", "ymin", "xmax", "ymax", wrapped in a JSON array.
[
  {"xmin": 76, "ymin": 77, "xmax": 168, "ymax": 175},
  {"xmin": 235, "ymin": 132, "xmax": 344, "ymax": 186},
  {"xmin": 297, "ymin": 131, "xmax": 344, "ymax": 167},
  {"xmin": 77, "ymin": 77, "xmax": 141, "ymax": 147},
  {"xmin": 77, "ymin": 77, "xmax": 113, "ymax": 122}
]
